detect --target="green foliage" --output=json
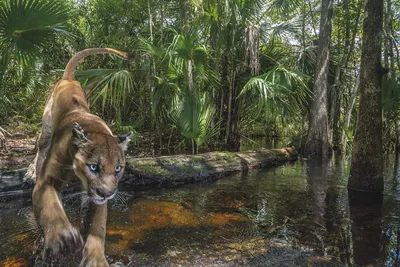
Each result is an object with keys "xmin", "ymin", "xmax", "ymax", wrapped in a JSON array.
[
  {"xmin": 266, "ymin": 0, "xmax": 303, "ymax": 16},
  {"xmin": 382, "ymin": 76, "xmax": 400, "ymax": 113},
  {"xmin": 76, "ymin": 67, "xmax": 134, "ymax": 114},
  {"xmin": 0, "ymin": 0, "xmax": 69, "ymax": 64},
  {"xmin": 241, "ymin": 65, "xmax": 311, "ymax": 116},
  {"xmin": 0, "ymin": 0, "xmax": 71, "ymax": 128},
  {"xmin": 171, "ymin": 91, "xmax": 220, "ymax": 153},
  {"xmin": 3, "ymin": 0, "xmax": 399, "ymax": 155}
]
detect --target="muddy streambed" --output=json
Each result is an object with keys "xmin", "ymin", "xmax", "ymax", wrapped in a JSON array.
[{"xmin": 1, "ymin": 157, "xmax": 400, "ymax": 266}]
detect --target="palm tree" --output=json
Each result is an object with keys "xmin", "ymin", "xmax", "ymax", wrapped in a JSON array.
[
  {"xmin": 140, "ymin": 30, "xmax": 219, "ymax": 153},
  {"xmin": 72, "ymin": 0, "xmax": 313, "ymax": 152},
  {"xmin": 0, "ymin": 0, "xmax": 70, "ymax": 121},
  {"xmin": 197, "ymin": 0, "xmax": 307, "ymax": 150},
  {"xmin": 199, "ymin": 0, "xmax": 266, "ymax": 150}
]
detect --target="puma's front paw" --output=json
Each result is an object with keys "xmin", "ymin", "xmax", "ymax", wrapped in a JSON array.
[
  {"xmin": 80, "ymin": 235, "xmax": 110, "ymax": 267},
  {"xmin": 43, "ymin": 226, "xmax": 84, "ymax": 261},
  {"xmin": 80, "ymin": 255, "xmax": 109, "ymax": 267},
  {"xmin": 79, "ymin": 251, "xmax": 110, "ymax": 267},
  {"xmin": 80, "ymin": 256, "xmax": 126, "ymax": 267},
  {"xmin": 23, "ymin": 161, "xmax": 37, "ymax": 185}
]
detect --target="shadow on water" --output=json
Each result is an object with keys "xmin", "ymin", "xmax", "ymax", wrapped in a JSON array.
[{"xmin": 1, "ymin": 155, "xmax": 400, "ymax": 266}]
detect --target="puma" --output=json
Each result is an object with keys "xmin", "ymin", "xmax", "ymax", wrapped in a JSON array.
[{"xmin": 28, "ymin": 48, "xmax": 132, "ymax": 266}]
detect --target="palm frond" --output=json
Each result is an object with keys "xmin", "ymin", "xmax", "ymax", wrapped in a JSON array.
[
  {"xmin": 269, "ymin": 16, "xmax": 304, "ymax": 41},
  {"xmin": 139, "ymin": 37, "xmax": 163, "ymax": 58},
  {"xmin": 173, "ymin": 91, "xmax": 219, "ymax": 148},
  {"xmin": 0, "ymin": 0, "xmax": 69, "ymax": 63},
  {"xmin": 382, "ymin": 76, "xmax": 400, "ymax": 113},
  {"xmin": 76, "ymin": 68, "xmax": 134, "ymax": 113},
  {"xmin": 240, "ymin": 65, "xmax": 311, "ymax": 117},
  {"xmin": 265, "ymin": 0, "xmax": 302, "ymax": 16}
]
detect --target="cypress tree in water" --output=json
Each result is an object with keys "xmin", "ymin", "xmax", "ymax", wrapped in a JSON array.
[{"xmin": 348, "ymin": 0, "xmax": 384, "ymax": 193}]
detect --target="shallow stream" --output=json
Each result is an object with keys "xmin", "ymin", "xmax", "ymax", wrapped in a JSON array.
[{"xmin": 1, "ymin": 156, "xmax": 400, "ymax": 266}]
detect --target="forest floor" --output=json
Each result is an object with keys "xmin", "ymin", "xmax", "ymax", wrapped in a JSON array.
[{"xmin": 0, "ymin": 135, "xmax": 36, "ymax": 169}]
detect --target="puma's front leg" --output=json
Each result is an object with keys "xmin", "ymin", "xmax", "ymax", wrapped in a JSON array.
[
  {"xmin": 80, "ymin": 202, "xmax": 113, "ymax": 267},
  {"xmin": 33, "ymin": 178, "xmax": 83, "ymax": 260}
]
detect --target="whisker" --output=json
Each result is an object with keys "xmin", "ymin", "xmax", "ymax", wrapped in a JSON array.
[
  {"xmin": 63, "ymin": 191, "xmax": 86, "ymax": 206},
  {"xmin": 118, "ymin": 195, "xmax": 127, "ymax": 208},
  {"xmin": 111, "ymin": 191, "xmax": 129, "ymax": 210},
  {"xmin": 117, "ymin": 191, "xmax": 133, "ymax": 197},
  {"xmin": 120, "ymin": 192, "xmax": 129, "ymax": 204},
  {"xmin": 63, "ymin": 191, "xmax": 86, "ymax": 200},
  {"xmin": 80, "ymin": 193, "xmax": 91, "ymax": 208}
]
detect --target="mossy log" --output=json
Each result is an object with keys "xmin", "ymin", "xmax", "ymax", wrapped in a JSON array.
[
  {"xmin": 122, "ymin": 147, "xmax": 298, "ymax": 186},
  {"xmin": 0, "ymin": 147, "xmax": 297, "ymax": 194}
]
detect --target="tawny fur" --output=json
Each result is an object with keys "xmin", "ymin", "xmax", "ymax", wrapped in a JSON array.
[
  {"xmin": 63, "ymin": 48, "xmax": 128, "ymax": 80},
  {"xmin": 30, "ymin": 48, "xmax": 131, "ymax": 267}
]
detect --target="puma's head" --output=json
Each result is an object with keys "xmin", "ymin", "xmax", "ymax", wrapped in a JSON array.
[{"xmin": 71, "ymin": 122, "xmax": 132, "ymax": 205}]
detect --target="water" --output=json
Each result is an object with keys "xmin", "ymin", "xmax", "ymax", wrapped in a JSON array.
[{"xmin": 1, "ymin": 156, "xmax": 400, "ymax": 266}]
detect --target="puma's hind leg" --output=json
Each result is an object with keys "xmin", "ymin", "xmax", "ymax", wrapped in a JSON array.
[{"xmin": 24, "ymin": 96, "xmax": 54, "ymax": 184}]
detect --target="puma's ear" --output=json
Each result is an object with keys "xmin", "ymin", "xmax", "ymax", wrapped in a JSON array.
[
  {"xmin": 71, "ymin": 122, "xmax": 90, "ymax": 147},
  {"xmin": 117, "ymin": 132, "xmax": 133, "ymax": 151}
]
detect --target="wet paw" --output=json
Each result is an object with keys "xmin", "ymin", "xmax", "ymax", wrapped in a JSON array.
[
  {"xmin": 43, "ymin": 226, "xmax": 83, "ymax": 261},
  {"xmin": 80, "ymin": 255, "xmax": 109, "ymax": 267},
  {"xmin": 23, "ymin": 162, "xmax": 36, "ymax": 184}
]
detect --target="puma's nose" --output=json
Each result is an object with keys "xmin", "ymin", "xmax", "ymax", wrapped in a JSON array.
[{"xmin": 95, "ymin": 188, "xmax": 114, "ymax": 199}]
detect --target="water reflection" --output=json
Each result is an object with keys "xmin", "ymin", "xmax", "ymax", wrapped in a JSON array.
[
  {"xmin": 1, "ymin": 157, "xmax": 400, "ymax": 266},
  {"xmin": 348, "ymin": 190, "xmax": 383, "ymax": 266},
  {"xmin": 324, "ymin": 158, "xmax": 353, "ymax": 266}
]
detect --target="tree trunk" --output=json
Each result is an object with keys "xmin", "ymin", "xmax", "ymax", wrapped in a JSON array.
[
  {"xmin": 341, "ymin": 75, "xmax": 359, "ymax": 154},
  {"xmin": 331, "ymin": 0, "xmax": 362, "ymax": 151},
  {"xmin": 329, "ymin": 1, "xmax": 346, "ymax": 146},
  {"xmin": 226, "ymin": 79, "xmax": 240, "ymax": 151},
  {"xmin": 384, "ymin": 0, "xmax": 400, "ymax": 155},
  {"xmin": 391, "ymin": 31, "xmax": 400, "ymax": 155},
  {"xmin": 188, "ymin": 59, "xmax": 193, "ymax": 92},
  {"xmin": 220, "ymin": 46, "xmax": 240, "ymax": 152},
  {"xmin": 348, "ymin": 0, "xmax": 384, "ymax": 193},
  {"xmin": 219, "ymin": 51, "xmax": 229, "ymax": 144},
  {"xmin": 304, "ymin": 0, "xmax": 333, "ymax": 157}
]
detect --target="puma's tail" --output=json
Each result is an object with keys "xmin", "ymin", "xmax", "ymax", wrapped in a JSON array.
[{"xmin": 63, "ymin": 48, "xmax": 129, "ymax": 80}]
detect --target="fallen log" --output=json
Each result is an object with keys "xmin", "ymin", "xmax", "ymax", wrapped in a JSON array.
[
  {"xmin": 0, "ymin": 147, "xmax": 297, "ymax": 194},
  {"xmin": 122, "ymin": 147, "xmax": 298, "ymax": 186}
]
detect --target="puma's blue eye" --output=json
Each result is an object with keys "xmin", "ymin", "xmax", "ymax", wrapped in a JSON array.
[
  {"xmin": 88, "ymin": 164, "xmax": 99, "ymax": 172},
  {"xmin": 115, "ymin": 165, "xmax": 122, "ymax": 173}
]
